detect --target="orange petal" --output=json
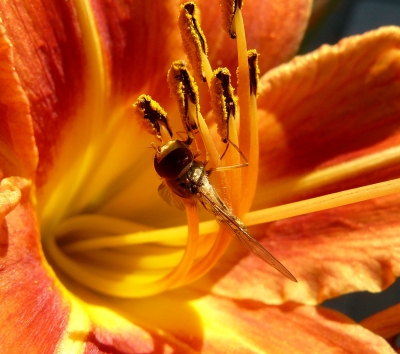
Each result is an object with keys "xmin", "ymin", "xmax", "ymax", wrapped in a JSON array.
[
  {"xmin": 0, "ymin": 180, "xmax": 159, "ymax": 352},
  {"xmin": 198, "ymin": 0, "xmax": 312, "ymax": 75},
  {"xmin": 115, "ymin": 290, "xmax": 393, "ymax": 353},
  {"xmin": 256, "ymin": 26, "xmax": 400, "ymax": 207},
  {"xmin": 189, "ymin": 300, "xmax": 392, "ymax": 353},
  {"xmin": 91, "ymin": 0, "xmax": 185, "ymax": 110},
  {"xmin": 0, "ymin": 0, "xmax": 202, "ymax": 185},
  {"xmin": 194, "ymin": 193, "xmax": 400, "ymax": 305},
  {"xmin": 0, "ymin": 23, "xmax": 37, "ymax": 179},
  {"xmin": 0, "ymin": 0, "xmax": 86, "ymax": 185},
  {"xmin": 360, "ymin": 303, "xmax": 400, "ymax": 340},
  {"xmin": 0, "ymin": 178, "xmax": 70, "ymax": 352}
]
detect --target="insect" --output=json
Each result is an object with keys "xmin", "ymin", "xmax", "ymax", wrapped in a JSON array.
[
  {"xmin": 133, "ymin": 92, "xmax": 296, "ymax": 282},
  {"xmin": 154, "ymin": 134, "xmax": 297, "ymax": 282}
]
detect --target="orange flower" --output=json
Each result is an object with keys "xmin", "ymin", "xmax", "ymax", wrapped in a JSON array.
[{"xmin": 0, "ymin": 0, "xmax": 400, "ymax": 352}]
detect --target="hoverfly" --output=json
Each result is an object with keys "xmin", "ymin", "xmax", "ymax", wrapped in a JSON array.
[
  {"xmin": 154, "ymin": 133, "xmax": 297, "ymax": 282},
  {"xmin": 134, "ymin": 75, "xmax": 296, "ymax": 281}
]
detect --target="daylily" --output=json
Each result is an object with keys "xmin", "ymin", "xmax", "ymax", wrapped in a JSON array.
[{"xmin": 1, "ymin": 0, "xmax": 400, "ymax": 352}]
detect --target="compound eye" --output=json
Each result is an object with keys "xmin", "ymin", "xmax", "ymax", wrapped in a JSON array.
[{"xmin": 154, "ymin": 148, "xmax": 193, "ymax": 179}]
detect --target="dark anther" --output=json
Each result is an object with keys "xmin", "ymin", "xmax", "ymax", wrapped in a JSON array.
[
  {"xmin": 184, "ymin": 2, "xmax": 207, "ymax": 55},
  {"xmin": 216, "ymin": 70, "xmax": 236, "ymax": 122},
  {"xmin": 229, "ymin": 0, "xmax": 243, "ymax": 38},
  {"xmin": 176, "ymin": 69, "xmax": 198, "ymax": 131},
  {"xmin": 248, "ymin": 53, "xmax": 258, "ymax": 96},
  {"xmin": 139, "ymin": 97, "xmax": 173, "ymax": 138}
]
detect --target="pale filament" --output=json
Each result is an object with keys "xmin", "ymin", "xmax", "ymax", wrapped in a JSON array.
[
  {"xmin": 160, "ymin": 124, "xmax": 172, "ymax": 143},
  {"xmin": 201, "ymin": 52, "xmax": 213, "ymax": 84}
]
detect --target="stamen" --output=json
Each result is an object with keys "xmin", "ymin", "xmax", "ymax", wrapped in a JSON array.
[
  {"xmin": 167, "ymin": 60, "xmax": 199, "ymax": 133},
  {"xmin": 219, "ymin": 0, "xmax": 243, "ymax": 39},
  {"xmin": 240, "ymin": 50, "xmax": 260, "ymax": 214},
  {"xmin": 244, "ymin": 178, "xmax": 400, "ymax": 226},
  {"xmin": 178, "ymin": 2, "xmax": 213, "ymax": 83},
  {"xmin": 210, "ymin": 67, "xmax": 238, "ymax": 146},
  {"xmin": 132, "ymin": 95, "xmax": 172, "ymax": 142},
  {"xmin": 222, "ymin": 0, "xmax": 259, "ymax": 215},
  {"xmin": 167, "ymin": 61, "xmax": 223, "ymax": 176},
  {"xmin": 231, "ymin": 3, "xmax": 252, "ymax": 162},
  {"xmin": 209, "ymin": 67, "xmax": 242, "ymax": 206},
  {"xmin": 248, "ymin": 49, "xmax": 260, "ymax": 96}
]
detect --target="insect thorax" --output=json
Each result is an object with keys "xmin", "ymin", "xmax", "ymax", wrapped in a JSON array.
[{"xmin": 166, "ymin": 161, "xmax": 205, "ymax": 200}]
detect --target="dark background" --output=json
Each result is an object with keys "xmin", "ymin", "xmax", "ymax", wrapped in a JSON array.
[{"xmin": 300, "ymin": 0, "xmax": 400, "ymax": 332}]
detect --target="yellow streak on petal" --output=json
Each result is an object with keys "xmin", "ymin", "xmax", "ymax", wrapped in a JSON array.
[
  {"xmin": 54, "ymin": 296, "xmax": 90, "ymax": 354},
  {"xmin": 295, "ymin": 146, "xmax": 400, "ymax": 193},
  {"xmin": 258, "ymin": 145, "xmax": 400, "ymax": 205},
  {"xmin": 73, "ymin": 0, "xmax": 106, "ymax": 104},
  {"xmin": 39, "ymin": 0, "xmax": 108, "ymax": 236}
]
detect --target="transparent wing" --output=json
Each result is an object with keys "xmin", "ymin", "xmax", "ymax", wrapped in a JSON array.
[
  {"xmin": 198, "ymin": 186, "xmax": 297, "ymax": 282},
  {"xmin": 158, "ymin": 181, "xmax": 186, "ymax": 211}
]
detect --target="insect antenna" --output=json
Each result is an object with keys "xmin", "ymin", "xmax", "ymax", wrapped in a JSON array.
[{"xmin": 220, "ymin": 137, "xmax": 249, "ymax": 169}]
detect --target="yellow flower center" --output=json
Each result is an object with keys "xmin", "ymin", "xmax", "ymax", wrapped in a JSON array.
[
  {"xmin": 36, "ymin": 1, "xmax": 264, "ymax": 298},
  {"xmin": 36, "ymin": 1, "xmax": 400, "ymax": 302}
]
